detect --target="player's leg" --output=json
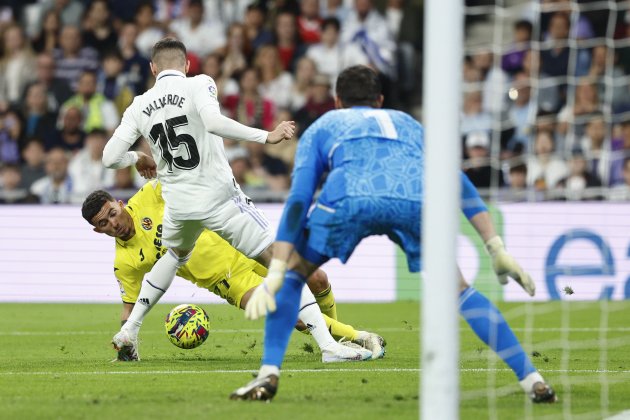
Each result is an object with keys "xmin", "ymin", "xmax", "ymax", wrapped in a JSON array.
[
  {"xmin": 457, "ymin": 270, "xmax": 557, "ymax": 403},
  {"xmin": 113, "ymin": 216, "xmax": 202, "ymax": 353},
  {"xmin": 305, "ymin": 269, "xmax": 338, "ymax": 320},
  {"xmin": 230, "ymin": 252, "xmax": 321, "ymax": 401}
]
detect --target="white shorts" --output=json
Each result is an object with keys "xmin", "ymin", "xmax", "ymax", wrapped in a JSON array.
[{"xmin": 162, "ymin": 190, "xmax": 273, "ymax": 259}]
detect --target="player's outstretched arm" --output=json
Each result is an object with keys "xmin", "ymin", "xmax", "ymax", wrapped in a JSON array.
[{"xmin": 461, "ymin": 174, "xmax": 536, "ymax": 296}]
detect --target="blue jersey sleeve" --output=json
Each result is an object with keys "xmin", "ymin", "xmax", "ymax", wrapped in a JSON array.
[
  {"xmin": 460, "ymin": 172, "xmax": 488, "ymax": 219},
  {"xmin": 276, "ymin": 119, "xmax": 328, "ymax": 245}
]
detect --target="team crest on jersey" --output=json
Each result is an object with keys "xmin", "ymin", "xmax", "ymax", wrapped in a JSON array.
[
  {"xmin": 208, "ymin": 84, "xmax": 217, "ymax": 98},
  {"xmin": 141, "ymin": 217, "xmax": 153, "ymax": 230}
]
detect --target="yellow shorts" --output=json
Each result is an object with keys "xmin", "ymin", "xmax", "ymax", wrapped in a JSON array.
[{"xmin": 210, "ymin": 269, "xmax": 263, "ymax": 309}]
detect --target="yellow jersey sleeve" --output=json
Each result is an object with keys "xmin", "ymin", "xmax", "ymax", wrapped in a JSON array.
[{"xmin": 114, "ymin": 253, "xmax": 144, "ymax": 304}]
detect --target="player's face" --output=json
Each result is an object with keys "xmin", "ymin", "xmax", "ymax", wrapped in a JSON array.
[{"xmin": 91, "ymin": 200, "xmax": 134, "ymax": 240}]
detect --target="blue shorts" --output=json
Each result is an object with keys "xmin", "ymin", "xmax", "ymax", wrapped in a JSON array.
[{"xmin": 296, "ymin": 197, "xmax": 421, "ymax": 272}]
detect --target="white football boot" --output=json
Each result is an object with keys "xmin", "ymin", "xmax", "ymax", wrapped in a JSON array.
[
  {"xmin": 112, "ymin": 329, "xmax": 139, "ymax": 361},
  {"xmin": 321, "ymin": 340, "xmax": 372, "ymax": 363},
  {"xmin": 353, "ymin": 331, "xmax": 386, "ymax": 359}
]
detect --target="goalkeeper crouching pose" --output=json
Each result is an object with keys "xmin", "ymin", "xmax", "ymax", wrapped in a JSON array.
[
  {"xmin": 232, "ymin": 65, "xmax": 557, "ymax": 403},
  {"xmin": 81, "ymin": 180, "xmax": 382, "ymax": 362}
]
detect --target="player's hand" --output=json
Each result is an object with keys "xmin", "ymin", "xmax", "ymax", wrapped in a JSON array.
[
  {"xmin": 135, "ymin": 152, "xmax": 157, "ymax": 179},
  {"xmin": 266, "ymin": 121, "xmax": 295, "ymax": 144},
  {"xmin": 485, "ymin": 236, "xmax": 536, "ymax": 297},
  {"xmin": 244, "ymin": 259, "xmax": 287, "ymax": 320}
]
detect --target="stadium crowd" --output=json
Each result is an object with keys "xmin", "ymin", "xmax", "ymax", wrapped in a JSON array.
[{"xmin": 0, "ymin": 0, "xmax": 629, "ymax": 204}]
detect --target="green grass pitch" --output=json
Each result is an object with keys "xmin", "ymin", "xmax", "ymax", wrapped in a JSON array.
[{"xmin": 1, "ymin": 301, "xmax": 629, "ymax": 419}]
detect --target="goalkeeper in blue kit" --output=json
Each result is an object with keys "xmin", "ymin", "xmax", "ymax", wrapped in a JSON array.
[{"xmin": 230, "ymin": 65, "xmax": 557, "ymax": 403}]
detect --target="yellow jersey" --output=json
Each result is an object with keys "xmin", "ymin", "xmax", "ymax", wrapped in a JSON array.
[{"xmin": 114, "ymin": 180, "xmax": 267, "ymax": 305}]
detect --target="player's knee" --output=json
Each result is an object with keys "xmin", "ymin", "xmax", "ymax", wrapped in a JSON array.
[{"xmin": 306, "ymin": 269, "xmax": 329, "ymax": 295}]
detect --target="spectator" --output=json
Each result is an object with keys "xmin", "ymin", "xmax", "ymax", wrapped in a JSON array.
[
  {"xmin": 0, "ymin": 109, "xmax": 23, "ymax": 164},
  {"xmin": 462, "ymin": 131, "xmax": 504, "ymax": 189},
  {"xmin": 98, "ymin": 51, "xmax": 135, "ymax": 116},
  {"xmin": 28, "ymin": 52, "xmax": 73, "ymax": 114},
  {"xmin": 266, "ymin": 108, "xmax": 297, "ymax": 166},
  {"xmin": 507, "ymin": 72, "xmax": 536, "ymax": 151},
  {"xmin": 306, "ymin": 17, "xmax": 368, "ymax": 87},
  {"xmin": 52, "ymin": 25, "xmax": 99, "ymax": 91},
  {"xmin": 61, "ymin": 70, "xmax": 120, "ymax": 134},
  {"xmin": 117, "ymin": 22, "xmax": 151, "ymax": 96},
  {"xmin": 522, "ymin": 49, "xmax": 560, "ymax": 113},
  {"xmin": 30, "ymin": 147, "xmax": 75, "ymax": 204},
  {"xmin": 297, "ymin": 0, "xmax": 322, "ymax": 45},
  {"xmin": 19, "ymin": 138, "xmax": 47, "ymax": 189},
  {"xmin": 471, "ymin": 50, "xmax": 509, "ymax": 115},
  {"xmin": 218, "ymin": 22, "xmax": 251, "ymax": 80},
  {"xmin": 0, "ymin": 164, "xmax": 39, "ymax": 204},
  {"xmin": 109, "ymin": 167, "xmax": 139, "ymax": 192},
  {"xmin": 289, "ymin": 56, "xmax": 317, "ymax": 112},
  {"xmin": 273, "ymin": 10, "xmax": 307, "ymax": 72},
  {"xmin": 81, "ymin": 0, "xmax": 118, "ymax": 55},
  {"xmin": 32, "ymin": 9, "xmax": 61, "ymax": 53},
  {"xmin": 226, "ymin": 146, "xmax": 256, "ymax": 193},
  {"xmin": 40, "ymin": 0, "xmax": 84, "ymax": 28},
  {"xmin": 22, "ymin": 82, "xmax": 57, "ymax": 145},
  {"xmin": 0, "ymin": 24, "xmax": 37, "ymax": 106},
  {"xmin": 608, "ymin": 157, "xmax": 630, "ymax": 200},
  {"xmin": 222, "ymin": 67, "xmax": 275, "ymax": 130},
  {"xmin": 609, "ymin": 120, "xmax": 630, "ymax": 186},
  {"xmin": 502, "ymin": 19, "xmax": 532, "ymax": 75},
  {"xmin": 340, "ymin": 0, "xmax": 396, "ymax": 78},
  {"xmin": 169, "ymin": 0, "xmax": 226, "ymax": 57},
  {"xmin": 503, "ymin": 161, "xmax": 531, "ymax": 202},
  {"xmin": 254, "ymin": 44, "xmax": 295, "ymax": 110},
  {"xmin": 320, "ymin": 0, "xmax": 350, "ymax": 22},
  {"xmin": 243, "ymin": 141, "xmax": 291, "ymax": 192},
  {"xmin": 579, "ymin": 114, "xmax": 611, "ymax": 185},
  {"xmin": 527, "ymin": 130, "xmax": 568, "ymax": 190},
  {"xmin": 134, "ymin": 1, "xmax": 164, "ymax": 59},
  {"xmin": 243, "ymin": 3, "xmax": 273, "ymax": 50},
  {"xmin": 201, "ymin": 53, "xmax": 239, "ymax": 100},
  {"xmin": 540, "ymin": 12, "xmax": 570, "ymax": 78},
  {"xmin": 202, "ymin": 0, "xmax": 251, "ymax": 27},
  {"xmin": 460, "ymin": 91, "xmax": 493, "ymax": 136},
  {"xmin": 557, "ymin": 77, "xmax": 601, "ymax": 141},
  {"xmin": 68, "ymin": 129, "xmax": 115, "ymax": 200},
  {"xmin": 47, "ymin": 106, "xmax": 85, "ymax": 152},
  {"xmin": 293, "ymin": 73, "xmax": 335, "ymax": 135},
  {"xmin": 587, "ymin": 45, "xmax": 630, "ymax": 110},
  {"xmin": 557, "ymin": 150, "xmax": 602, "ymax": 200}
]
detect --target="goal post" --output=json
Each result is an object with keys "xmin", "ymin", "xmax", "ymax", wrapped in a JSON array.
[{"xmin": 421, "ymin": 0, "xmax": 464, "ymax": 418}]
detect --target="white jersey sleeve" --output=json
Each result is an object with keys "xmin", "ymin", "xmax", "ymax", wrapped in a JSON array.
[
  {"xmin": 103, "ymin": 98, "xmax": 142, "ymax": 169},
  {"xmin": 192, "ymin": 75, "xmax": 268, "ymax": 144}
]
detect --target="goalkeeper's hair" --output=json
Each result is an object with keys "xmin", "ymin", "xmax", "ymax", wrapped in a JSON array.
[
  {"xmin": 82, "ymin": 190, "xmax": 115, "ymax": 224},
  {"xmin": 335, "ymin": 65, "xmax": 382, "ymax": 108}
]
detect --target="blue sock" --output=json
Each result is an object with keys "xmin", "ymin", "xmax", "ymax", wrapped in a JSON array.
[
  {"xmin": 261, "ymin": 270, "xmax": 305, "ymax": 367},
  {"xmin": 459, "ymin": 287, "xmax": 536, "ymax": 380}
]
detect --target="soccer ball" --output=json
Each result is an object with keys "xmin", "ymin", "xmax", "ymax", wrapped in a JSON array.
[{"xmin": 164, "ymin": 304, "xmax": 210, "ymax": 349}]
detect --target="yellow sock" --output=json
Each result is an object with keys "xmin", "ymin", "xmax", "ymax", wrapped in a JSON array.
[
  {"xmin": 314, "ymin": 284, "xmax": 338, "ymax": 320},
  {"xmin": 322, "ymin": 314, "xmax": 359, "ymax": 341}
]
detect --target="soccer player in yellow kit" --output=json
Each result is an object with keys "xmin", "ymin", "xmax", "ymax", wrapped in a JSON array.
[{"xmin": 82, "ymin": 181, "xmax": 384, "ymax": 361}]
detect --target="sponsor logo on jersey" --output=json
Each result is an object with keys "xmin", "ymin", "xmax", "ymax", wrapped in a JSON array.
[{"xmin": 141, "ymin": 217, "xmax": 153, "ymax": 230}]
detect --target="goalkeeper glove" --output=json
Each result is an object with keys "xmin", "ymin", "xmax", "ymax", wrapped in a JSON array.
[
  {"xmin": 245, "ymin": 259, "xmax": 287, "ymax": 320},
  {"xmin": 485, "ymin": 236, "xmax": 536, "ymax": 297}
]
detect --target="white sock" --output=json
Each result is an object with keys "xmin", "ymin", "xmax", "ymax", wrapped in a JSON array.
[
  {"xmin": 519, "ymin": 371, "xmax": 545, "ymax": 393},
  {"xmin": 258, "ymin": 364, "xmax": 280, "ymax": 378},
  {"xmin": 297, "ymin": 285, "xmax": 336, "ymax": 351},
  {"xmin": 125, "ymin": 250, "xmax": 187, "ymax": 336}
]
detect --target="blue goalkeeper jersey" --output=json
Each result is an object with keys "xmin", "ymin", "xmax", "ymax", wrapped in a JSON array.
[{"xmin": 276, "ymin": 106, "xmax": 487, "ymax": 245}]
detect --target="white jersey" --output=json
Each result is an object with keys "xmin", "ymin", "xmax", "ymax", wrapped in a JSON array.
[{"xmin": 111, "ymin": 70, "xmax": 264, "ymax": 220}]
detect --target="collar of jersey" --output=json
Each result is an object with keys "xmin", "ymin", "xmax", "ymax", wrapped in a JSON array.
[{"xmin": 156, "ymin": 70, "xmax": 186, "ymax": 81}]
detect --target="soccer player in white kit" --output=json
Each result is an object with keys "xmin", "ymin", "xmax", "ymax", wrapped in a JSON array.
[{"xmin": 101, "ymin": 38, "xmax": 377, "ymax": 362}]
